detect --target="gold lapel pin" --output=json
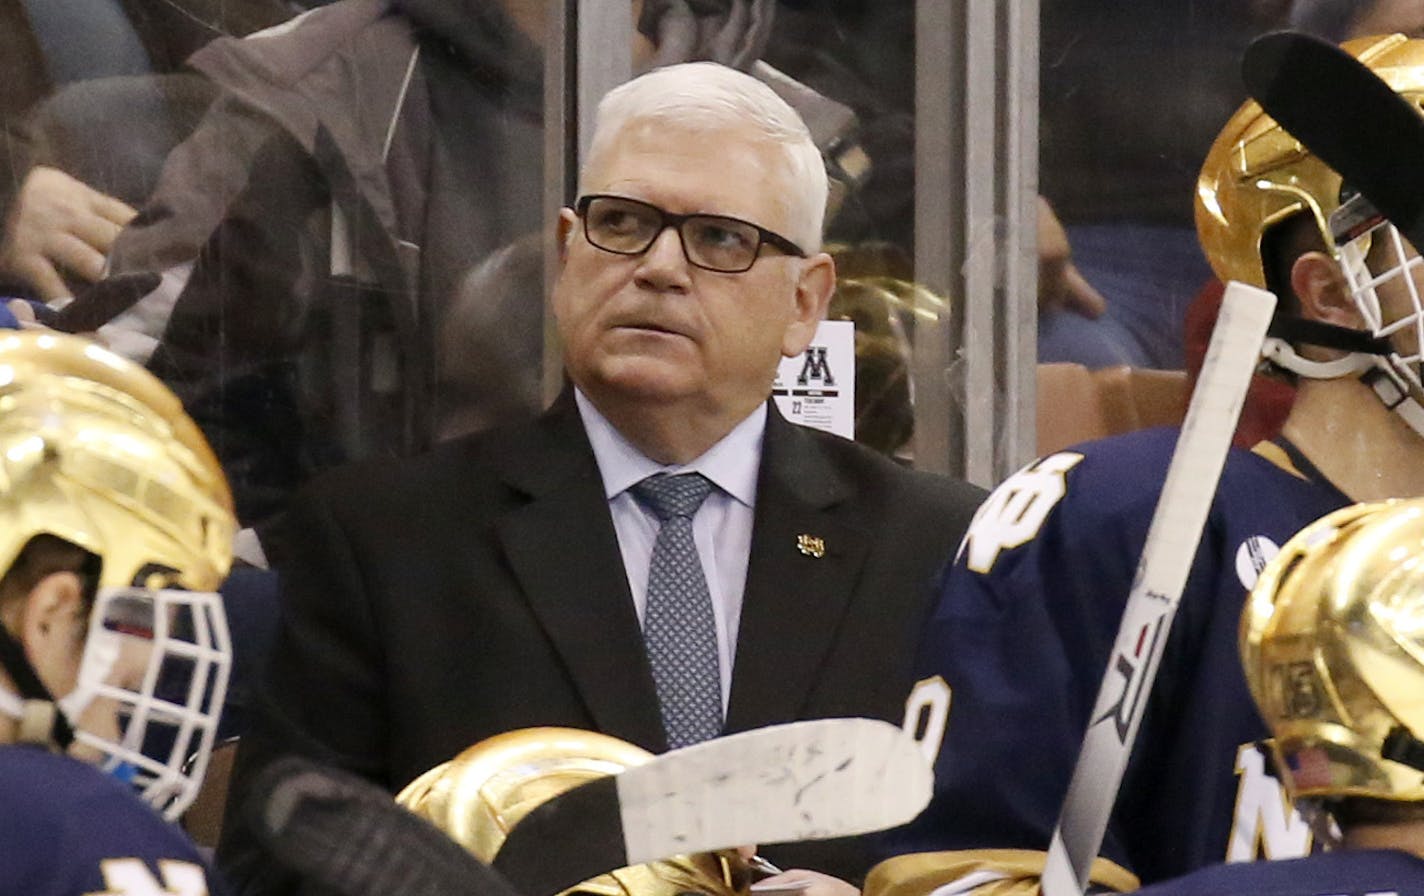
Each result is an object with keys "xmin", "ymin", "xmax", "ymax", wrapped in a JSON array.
[{"xmin": 797, "ymin": 534, "xmax": 826, "ymax": 558}]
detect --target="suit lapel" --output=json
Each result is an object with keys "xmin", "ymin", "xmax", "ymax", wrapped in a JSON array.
[
  {"xmin": 494, "ymin": 397, "xmax": 667, "ymax": 752},
  {"xmin": 725, "ymin": 408, "xmax": 871, "ymax": 733}
]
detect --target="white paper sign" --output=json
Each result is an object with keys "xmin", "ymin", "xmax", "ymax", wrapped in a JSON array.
[{"xmin": 773, "ymin": 319, "xmax": 855, "ymax": 439}]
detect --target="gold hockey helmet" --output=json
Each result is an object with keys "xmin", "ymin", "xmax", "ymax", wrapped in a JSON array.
[
  {"xmin": 1242, "ymin": 497, "xmax": 1424, "ymax": 803},
  {"xmin": 396, "ymin": 727, "xmax": 754, "ymax": 896},
  {"xmin": 0, "ymin": 332, "xmax": 235, "ymax": 819},
  {"xmin": 1197, "ymin": 33, "xmax": 1424, "ymax": 433},
  {"xmin": 1195, "ymin": 33, "xmax": 1424, "ymax": 290},
  {"xmin": 0, "ymin": 332, "xmax": 233, "ymax": 591}
]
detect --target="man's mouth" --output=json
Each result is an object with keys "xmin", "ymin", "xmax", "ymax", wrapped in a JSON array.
[{"xmin": 614, "ymin": 320, "xmax": 687, "ymax": 337}]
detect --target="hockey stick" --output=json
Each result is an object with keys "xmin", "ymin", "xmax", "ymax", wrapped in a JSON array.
[
  {"xmin": 1242, "ymin": 31, "xmax": 1424, "ymax": 253},
  {"xmin": 1039, "ymin": 282, "xmax": 1277, "ymax": 896},
  {"xmin": 250, "ymin": 718, "xmax": 932, "ymax": 896},
  {"xmin": 494, "ymin": 717, "xmax": 933, "ymax": 896}
]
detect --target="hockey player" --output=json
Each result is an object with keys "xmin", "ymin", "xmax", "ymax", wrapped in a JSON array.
[
  {"xmin": 0, "ymin": 332, "xmax": 236, "ymax": 894},
  {"xmin": 1133, "ymin": 497, "xmax": 1424, "ymax": 895},
  {"xmin": 871, "ymin": 32, "xmax": 1424, "ymax": 893}
]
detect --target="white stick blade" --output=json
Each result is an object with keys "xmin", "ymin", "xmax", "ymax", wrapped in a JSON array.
[{"xmin": 617, "ymin": 718, "xmax": 932, "ymax": 865}]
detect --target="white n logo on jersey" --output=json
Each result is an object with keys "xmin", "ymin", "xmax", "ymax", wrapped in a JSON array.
[
  {"xmin": 960, "ymin": 452, "xmax": 1084, "ymax": 573},
  {"xmin": 86, "ymin": 858, "xmax": 208, "ymax": 896},
  {"xmin": 1226, "ymin": 743, "xmax": 1313, "ymax": 862}
]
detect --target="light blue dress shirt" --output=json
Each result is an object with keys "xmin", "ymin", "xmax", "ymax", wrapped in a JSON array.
[{"xmin": 574, "ymin": 389, "xmax": 763, "ymax": 710}]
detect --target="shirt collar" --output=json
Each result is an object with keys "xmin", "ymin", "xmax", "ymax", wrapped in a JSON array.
[{"xmin": 575, "ymin": 389, "xmax": 764, "ymax": 508}]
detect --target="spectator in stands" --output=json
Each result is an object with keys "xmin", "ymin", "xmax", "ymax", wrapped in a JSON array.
[
  {"xmin": 107, "ymin": 0, "xmax": 863, "ymax": 533},
  {"xmin": 1033, "ymin": 0, "xmax": 1291, "ymax": 370},
  {"xmin": 0, "ymin": 0, "xmax": 294, "ymax": 304},
  {"xmin": 764, "ymin": 0, "xmax": 1156, "ymax": 364}
]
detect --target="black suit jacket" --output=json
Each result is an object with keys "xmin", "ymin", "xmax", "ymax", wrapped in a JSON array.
[{"xmin": 219, "ymin": 396, "xmax": 984, "ymax": 891}]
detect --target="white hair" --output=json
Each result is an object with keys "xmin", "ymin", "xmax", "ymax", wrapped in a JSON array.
[{"xmin": 581, "ymin": 61, "xmax": 828, "ymax": 252}]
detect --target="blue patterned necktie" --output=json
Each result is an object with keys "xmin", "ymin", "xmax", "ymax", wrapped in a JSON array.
[{"xmin": 630, "ymin": 472, "xmax": 723, "ymax": 749}]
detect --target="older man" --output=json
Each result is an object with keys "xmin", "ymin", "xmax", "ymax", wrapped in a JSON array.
[{"xmin": 216, "ymin": 61, "xmax": 983, "ymax": 893}]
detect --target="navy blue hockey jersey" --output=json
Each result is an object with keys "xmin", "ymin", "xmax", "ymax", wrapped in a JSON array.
[
  {"xmin": 1131, "ymin": 849, "xmax": 1424, "ymax": 895},
  {"xmin": 0, "ymin": 745, "xmax": 215, "ymax": 895},
  {"xmin": 883, "ymin": 428, "xmax": 1351, "ymax": 885}
]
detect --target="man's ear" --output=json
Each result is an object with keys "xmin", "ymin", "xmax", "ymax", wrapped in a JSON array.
[
  {"xmin": 17, "ymin": 572, "xmax": 87, "ymax": 698},
  {"xmin": 556, "ymin": 208, "xmax": 578, "ymax": 266},
  {"xmin": 1290, "ymin": 250, "xmax": 1365, "ymax": 329},
  {"xmin": 781, "ymin": 253, "xmax": 837, "ymax": 358}
]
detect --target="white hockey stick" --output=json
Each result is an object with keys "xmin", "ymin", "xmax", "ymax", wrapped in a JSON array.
[
  {"xmin": 496, "ymin": 717, "xmax": 933, "ymax": 895},
  {"xmin": 253, "ymin": 718, "xmax": 930, "ymax": 896},
  {"xmin": 620, "ymin": 716, "xmax": 932, "ymax": 860},
  {"xmin": 1039, "ymin": 281, "xmax": 1277, "ymax": 896}
]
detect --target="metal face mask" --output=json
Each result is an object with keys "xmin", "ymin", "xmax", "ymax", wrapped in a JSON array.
[
  {"xmin": 65, "ymin": 587, "xmax": 230, "ymax": 820},
  {"xmin": 1331, "ymin": 199, "xmax": 1424, "ymax": 430}
]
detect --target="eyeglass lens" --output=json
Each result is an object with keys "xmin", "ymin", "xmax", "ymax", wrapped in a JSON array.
[{"xmin": 583, "ymin": 196, "xmax": 763, "ymax": 272}]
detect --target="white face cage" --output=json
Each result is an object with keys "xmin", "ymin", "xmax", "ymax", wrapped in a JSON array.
[
  {"xmin": 1327, "ymin": 207, "xmax": 1424, "ymax": 435},
  {"xmin": 1337, "ymin": 216, "xmax": 1424, "ymax": 396},
  {"xmin": 59, "ymin": 586, "xmax": 231, "ymax": 821}
]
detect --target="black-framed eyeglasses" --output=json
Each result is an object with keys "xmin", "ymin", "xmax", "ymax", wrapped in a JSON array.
[{"xmin": 575, "ymin": 194, "xmax": 807, "ymax": 274}]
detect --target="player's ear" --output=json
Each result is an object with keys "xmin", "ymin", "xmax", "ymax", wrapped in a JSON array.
[
  {"xmin": 17, "ymin": 572, "xmax": 87, "ymax": 697},
  {"xmin": 1291, "ymin": 250, "xmax": 1365, "ymax": 329},
  {"xmin": 781, "ymin": 253, "xmax": 836, "ymax": 359}
]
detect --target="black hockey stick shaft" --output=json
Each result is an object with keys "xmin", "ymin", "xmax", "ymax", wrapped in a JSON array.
[
  {"xmin": 492, "ymin": 776, "xmax": 627, "ymax": 896},
  {"xmin": 1243, "ymin": 31, "xmax": 1424, "ymax": 251}
]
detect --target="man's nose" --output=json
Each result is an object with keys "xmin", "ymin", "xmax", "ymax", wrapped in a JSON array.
[{"xmin": 633, "ymin": 226, "xmax": 693, "ymax": 291}]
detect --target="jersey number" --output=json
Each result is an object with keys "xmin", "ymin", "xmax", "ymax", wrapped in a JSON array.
[{"xmin": 902, "ymin": 676, "xmax": 951, "ymax": 764}]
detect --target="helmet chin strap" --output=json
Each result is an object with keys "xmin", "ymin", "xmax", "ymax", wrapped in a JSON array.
[
  {"xmin": 0, "ymin": 624, "xmax": 74, "ymax": 750},
  {"xmin": 1262, "ymin": 336, "xmax": 1377, "ymax": 379},
  {"xmin": 1261, "ymin": 336, "xmax": 1424, "ymax": 440}
]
